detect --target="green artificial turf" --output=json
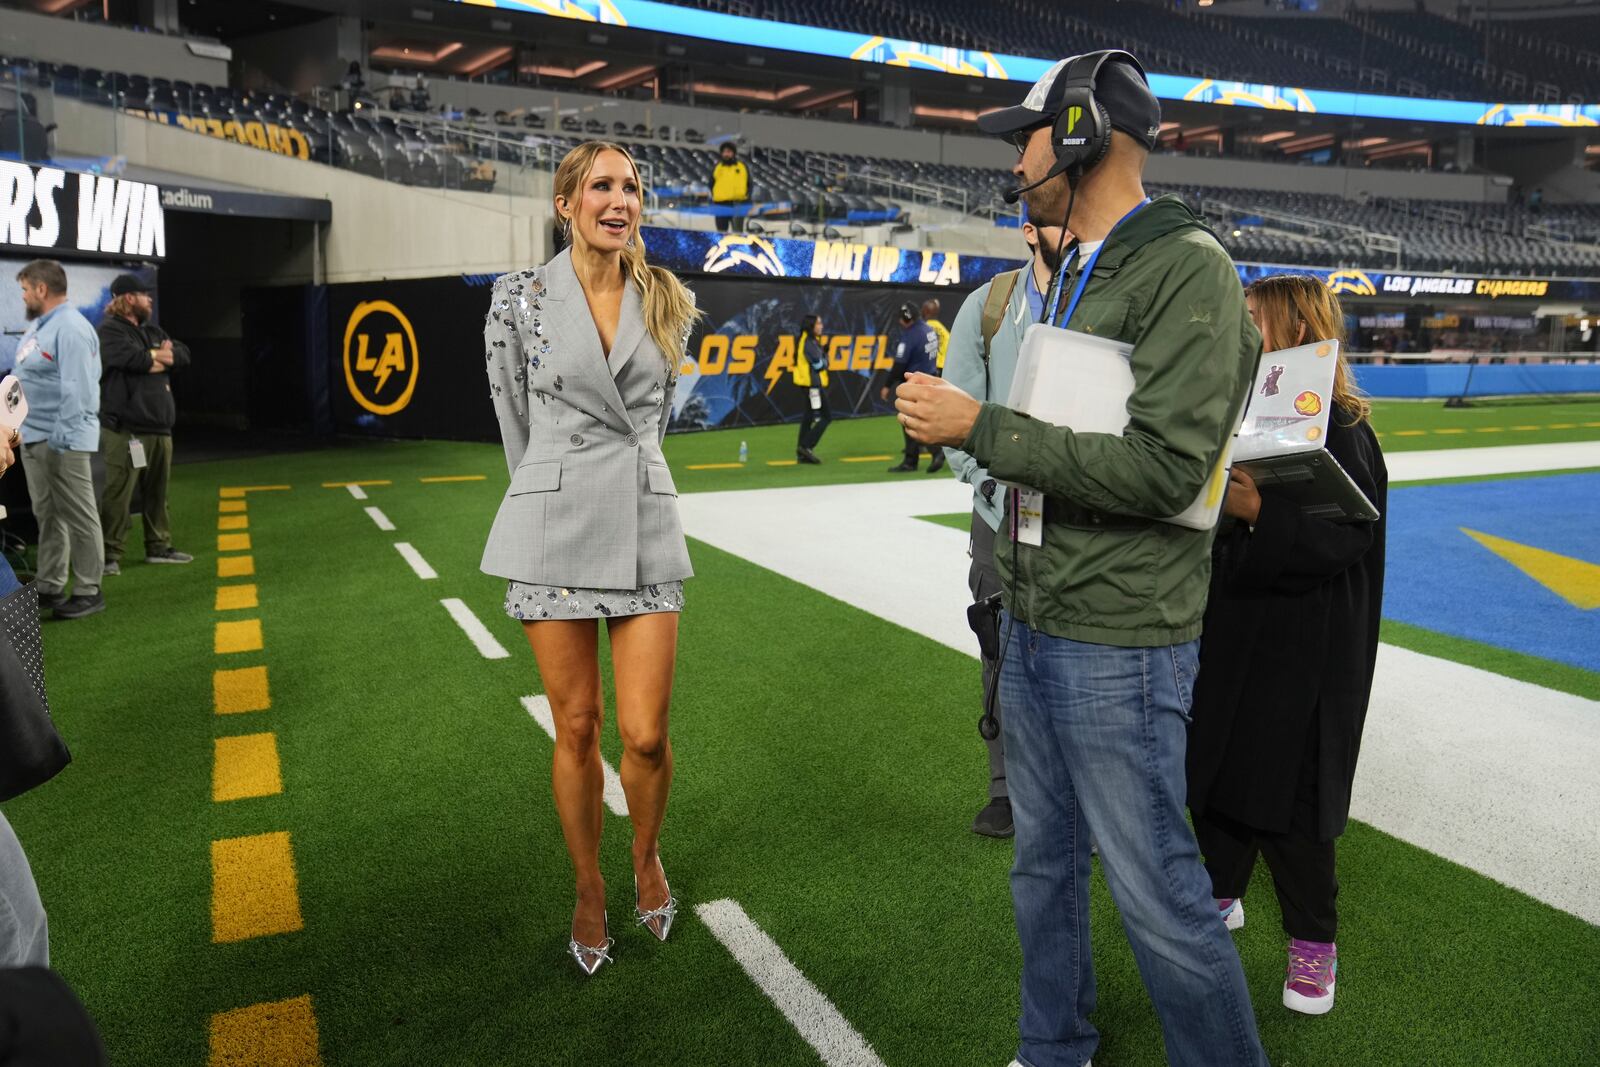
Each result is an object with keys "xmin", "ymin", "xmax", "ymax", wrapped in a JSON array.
[
  {"xmin": 1365, "ymin": 395, "xmax": 1600, "ymax": 451},
  {"xmin": 917, "ymin": 512, "xmax": 972, "ymax": 532},
  {"xmin": 5, "ymin": 440, "xmax": 1598, "ymax": 1066}
]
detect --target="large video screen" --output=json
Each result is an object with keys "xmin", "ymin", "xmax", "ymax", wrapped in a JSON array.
[{"xmin": 448, "ymin": 0, "xmax": 1599, "ymax": 127}]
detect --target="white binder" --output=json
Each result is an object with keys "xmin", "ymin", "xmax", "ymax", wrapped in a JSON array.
[{"xmin": 1005, "ymin": 323, "xmax": 1241, "ymax": 531}]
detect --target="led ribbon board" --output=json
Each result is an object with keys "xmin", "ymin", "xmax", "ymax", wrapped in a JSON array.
[{"xmin": 449, "ymin": 0, "xmax": 1598, "ymax": 127}]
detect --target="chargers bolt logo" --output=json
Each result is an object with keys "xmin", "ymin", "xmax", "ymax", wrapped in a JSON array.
[
  {"xmin": 1325, "ymin": 270, "xmax": 1377, "ymax": 297},
  {"xmin": 704, "ymin": 234, "xmax": 787, "ymax": 277},
  {"xmin": 343, "ymin": 300, "xmax": 420, "ymax": 416}
]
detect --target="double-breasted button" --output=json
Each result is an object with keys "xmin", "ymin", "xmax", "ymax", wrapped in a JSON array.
[
  {"xmin": 625, "ymin": 433, "xmax": 639, "ymax": 448},
  {"xmin": 570, "ymin": 433, "xmax": 583, "ymax": 446}
]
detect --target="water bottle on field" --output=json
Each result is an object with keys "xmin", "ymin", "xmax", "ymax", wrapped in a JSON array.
[{"xmin": 739, "ymin": 440, "xmax": 749, "ymax": 464}]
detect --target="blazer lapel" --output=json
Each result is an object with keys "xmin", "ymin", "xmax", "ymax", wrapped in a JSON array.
[
  {"xmin": 607, "ymin": 282, "xmax": 646, "ymax": 383},
  {"xmin": 543, "ymin": 251, "xmax": 634, "ymax": 434}
]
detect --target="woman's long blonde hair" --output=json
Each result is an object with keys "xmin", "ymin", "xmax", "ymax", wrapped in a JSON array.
[
  {"xmin": 553, "ymin": 140, "xmax": 699, "ymax": 364},
  {"xmin": 1245, "ymin": 273, "xmax": 1370, "ymax": 423}
]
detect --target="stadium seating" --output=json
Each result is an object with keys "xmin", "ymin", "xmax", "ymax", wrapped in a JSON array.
[
  {"xmin": 0, "ymin": 56, "xmax": 493, "ymax": 192},
  {"xmin": 8, "ymin": 49, "xmax": 1598, "ymax": 278},
  {"xmin": 665, "ymin": 0, "xmax": 1599, "ymax": 101}
]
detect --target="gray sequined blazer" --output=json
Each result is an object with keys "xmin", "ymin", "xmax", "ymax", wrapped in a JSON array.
[{"xmin": 480, "ymin": 249, "xmax": 694, "ymax": 589}]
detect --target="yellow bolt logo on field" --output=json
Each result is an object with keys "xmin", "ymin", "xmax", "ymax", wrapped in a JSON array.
[{"xmin": 343, "ymin": 300, "xmax": 420, "ymax": 416}]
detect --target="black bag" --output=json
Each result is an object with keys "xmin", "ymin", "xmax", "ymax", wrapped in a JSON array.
[{"xmin": 0, "ymin": 582, "xmax": 68, "ymax": 802}]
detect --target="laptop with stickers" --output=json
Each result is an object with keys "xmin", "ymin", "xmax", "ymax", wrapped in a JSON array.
[{"xmin": 1232, "ymin": 339, "xmax": 1379, "ymax": 523}]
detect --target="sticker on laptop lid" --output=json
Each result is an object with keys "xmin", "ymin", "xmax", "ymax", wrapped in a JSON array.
[{"xmin": 1294, "ymin": 391, "xmax": 1323, "ymax": 417}]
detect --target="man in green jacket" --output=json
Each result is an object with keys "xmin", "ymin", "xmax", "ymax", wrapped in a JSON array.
[{"xmin": 897, "ymin": 51, "xmax": 1268, "ymax": 1067}]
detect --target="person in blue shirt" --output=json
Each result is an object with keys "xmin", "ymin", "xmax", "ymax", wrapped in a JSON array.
[
  {"xmin": 14, "ymin": 260, "xmax": 105, "ymax": 620},
  {"xmin": 939, "ymin": 220, "xmax": 1067, "ymax": 837},
  {"xmin": 882, "ymin": 303, "xmax": 944, "ymax": 472}
]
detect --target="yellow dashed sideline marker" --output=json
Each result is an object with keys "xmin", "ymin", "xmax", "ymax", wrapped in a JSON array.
[
  {"xmin": 841, "ymin": 454, "xmax": 896, "ymax": 463},
  {"xmin": 205, "ymin": 489, "xmax": 323, "ymax": 1058},
  {"xmin": 220, "ymin": 485, "xmax": 291, "ymax": 498},
  {"xmin": 209, "ymin": 995, "xmax": 322, "ymax": 1067},
  {"xmin": 213, "ymin": 666, "xmax": 270, "ymax": 715},
  {"xmin": 320, "ymin": 480, "xmax": 392, "ymax": 488},
  {"xmin": 216, "ymin": 585, "xmax": 259, "ymax": 612},
  {"xmin": 213, "ymin": 734, "xmax": 283, "ymax": 802},
  {"xmin": 686, "ymin": 462, "xmax": 744, "ymax": 470},
  {"xmin": 215, "ymin": 619, "xmax": 264, "ymax": 655},
  {"xmin": 420, "ymin": 474, "xmax": 486, "ymax": 483},
  {"xmin": 211, "ymin": 831, "xmax": 305, "ymax": 942}
]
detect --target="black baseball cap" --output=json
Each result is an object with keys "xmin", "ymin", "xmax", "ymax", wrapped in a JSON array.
[
  {"xmin": 977, "ymin": 52, "xmax": 1162, "ymax": 151},
  {"xmin": 110, "ymin": 274, "xmax": 151, "ymax": 296}
]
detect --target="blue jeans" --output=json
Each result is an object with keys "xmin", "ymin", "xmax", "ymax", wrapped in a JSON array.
[{"xmin": 999, "ymin": 614, "xmax": 1267, "ymax": 1067}]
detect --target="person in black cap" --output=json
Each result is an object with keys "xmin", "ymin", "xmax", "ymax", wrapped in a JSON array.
[
  {"xmin": 881, "ymin": 302, "xmax": 944, "ymax": 472},
  {"xmin": 892, "ymin": 50, "xmax": 1268, "ymax": 1067},
  {"xmin": 97, "ymin": 274, "xmax": 192, "ymax": 574}
]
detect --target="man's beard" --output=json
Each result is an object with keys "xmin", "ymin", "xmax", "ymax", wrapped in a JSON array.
[
  {"xmin": 23, "ymin": 303, "xmax": 40, "ymax": 321},
  {"xmin": 134, "ymin": 305, "xmax": 150, "ymax": 324},
  {"xmin": 1023, "ymin": 176, "xmax": 1071, "ymax": 231},
  {"xmin": 1039, "ymin": 237, "xmax": 1064, "ymax": 274}
]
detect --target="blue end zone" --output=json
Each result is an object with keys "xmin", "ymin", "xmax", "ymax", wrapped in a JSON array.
[{"xmin": 1385, "ymin": 471, "xmax": 1600, "ymax": 672}]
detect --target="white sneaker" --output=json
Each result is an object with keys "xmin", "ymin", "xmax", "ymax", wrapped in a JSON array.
[{"xmin": 1219, "ymin": 897, "xmax": 1245, "ymax": 931}]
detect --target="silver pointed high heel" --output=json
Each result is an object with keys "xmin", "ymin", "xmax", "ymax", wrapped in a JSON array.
[
  {"xmin": 634, "ymin": 873, "xmax": 678, "ymax": 943},
  {"xmin": 568, "ymin": 912, "xmax": 614, "ymax": 976}
]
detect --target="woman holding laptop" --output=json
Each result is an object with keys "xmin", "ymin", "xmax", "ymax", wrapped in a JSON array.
[{"xmin": 1186, "ymin": 273, "xmax": 1389, "ymax": 1018}]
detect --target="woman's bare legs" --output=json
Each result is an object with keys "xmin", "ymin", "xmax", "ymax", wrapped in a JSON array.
[
  {"xmin": 524, "ymin": 619, "xmax": 607, "ymax": 947},
  {"xmin": 608, "ymin": 611, "xmax": 680, "ymax": 912}
]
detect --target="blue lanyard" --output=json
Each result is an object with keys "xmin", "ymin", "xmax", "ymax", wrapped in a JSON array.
[{"xmin": 1046, "ymin": 196, "xmax": 1151, "ymax": 328}]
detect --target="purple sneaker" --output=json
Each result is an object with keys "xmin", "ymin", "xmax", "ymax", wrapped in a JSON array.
[
  {"xmin": 1218, "ymin": 897, "xmax": 1245, "ymax": 931},
  {"xmin": 1283, "ymin": 938, "xmax": 1337, "ymax": 1015}
]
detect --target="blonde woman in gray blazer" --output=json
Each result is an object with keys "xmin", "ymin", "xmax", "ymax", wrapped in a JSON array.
[{"xmin": 482, "ymin": 141, "xmax": 699, "ymax": 977}]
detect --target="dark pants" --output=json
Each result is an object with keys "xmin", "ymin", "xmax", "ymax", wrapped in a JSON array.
[
  {"xmin": 969, "ymin": 512, "xmax": 1006, "ymax": 799},
  {"xmin": 798, "ymin": 389, "xmax": 831, "ymax": 451},
  {"xmin": 714, "ymin": 209, "xmax": 746, "ymax": 233},
  {"xmin": 900, "ymin": 426, "xmax": 927, "ymax": 466},
  {"xmin": 1193, "ymin": 719, "xmax": 1339, "ymax": 943},
  {"xmin": 21, "ymin": 443, "xmax": 101, "ymax": 598},
  {"xmin": 100, "ymin": 428, "xmax": 175, "ymax": 562}
]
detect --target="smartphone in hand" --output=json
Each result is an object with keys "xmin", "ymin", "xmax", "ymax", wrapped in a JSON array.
[{"xmin": 0, "ymin": 376, "xmax": 28, "ymax": 434}]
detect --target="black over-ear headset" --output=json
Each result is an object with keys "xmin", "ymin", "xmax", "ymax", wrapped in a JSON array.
[{"xmin": 1049, "ymin": 49, "xmax": 1145, "ymax": 184}]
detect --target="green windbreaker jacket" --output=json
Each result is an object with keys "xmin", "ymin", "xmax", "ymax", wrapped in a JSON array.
[{"xmin": 961, "ymin": 194, "xmax": 1262, "ymax": 647}]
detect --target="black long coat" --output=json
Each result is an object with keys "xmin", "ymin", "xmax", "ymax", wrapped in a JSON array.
[{"xmin": 1186, "ymin": 407, "xmax": 1388, "ymax": 841}]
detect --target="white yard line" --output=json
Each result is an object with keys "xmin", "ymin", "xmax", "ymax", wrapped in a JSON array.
[
  {"xmin": 679, "ymin": 470, "xmax": 1600, "ymax": 926},
  {"xmin": 440, "ymin": 598, "xmax": 510, "ymax": 660},
  {"xmin": 364, "ymin": 506, "xmax": 395, "ymax": 531},
  {"xmin": 346, "ymin": 484, "xmax": 368, "ymax": 500},
  {"xmin": 1387, "ymin": 440, "xmax": 1600, "ymax": 483},
  {"xmin": 696, "ymin": 899, "xmax": 888, "ymax": 1067},
  {"xmin": 521, "ymin": 695, "xmax": 629, "ymax": 816},
  {"xmin": 393, "ymin": 542, "xmax": 437, "ymax": 580},
  {"xmin": 1354, "ymin": 644, "xmax": 1600, "ymax": 925}
]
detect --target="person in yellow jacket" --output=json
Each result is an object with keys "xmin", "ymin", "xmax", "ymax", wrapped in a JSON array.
[
  {"xmin": 792, "ymin": 313, "xmax": 831, "ymax": 464},
  {"xmin": 923, "ymin": 298, "xmax": 950, "ymax": 371},
  {"xmin": 712, "ymin": 142, "xmax": 750, "ymax": 233}
]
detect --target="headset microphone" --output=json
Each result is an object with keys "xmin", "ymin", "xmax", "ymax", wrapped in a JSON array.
[{"xmin": 1001, "ymin": 158, "xmax": 1071, "ymax": 205}]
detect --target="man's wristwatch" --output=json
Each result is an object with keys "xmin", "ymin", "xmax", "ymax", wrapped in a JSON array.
[{"xmin": 980, "ymin": 477, "xmax": 998, "ymax": 504}]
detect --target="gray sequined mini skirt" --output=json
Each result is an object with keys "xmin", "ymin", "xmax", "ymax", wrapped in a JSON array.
[{"xmin": 504, "ymin": 580, "xmax": 685, "ymax": 621}]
